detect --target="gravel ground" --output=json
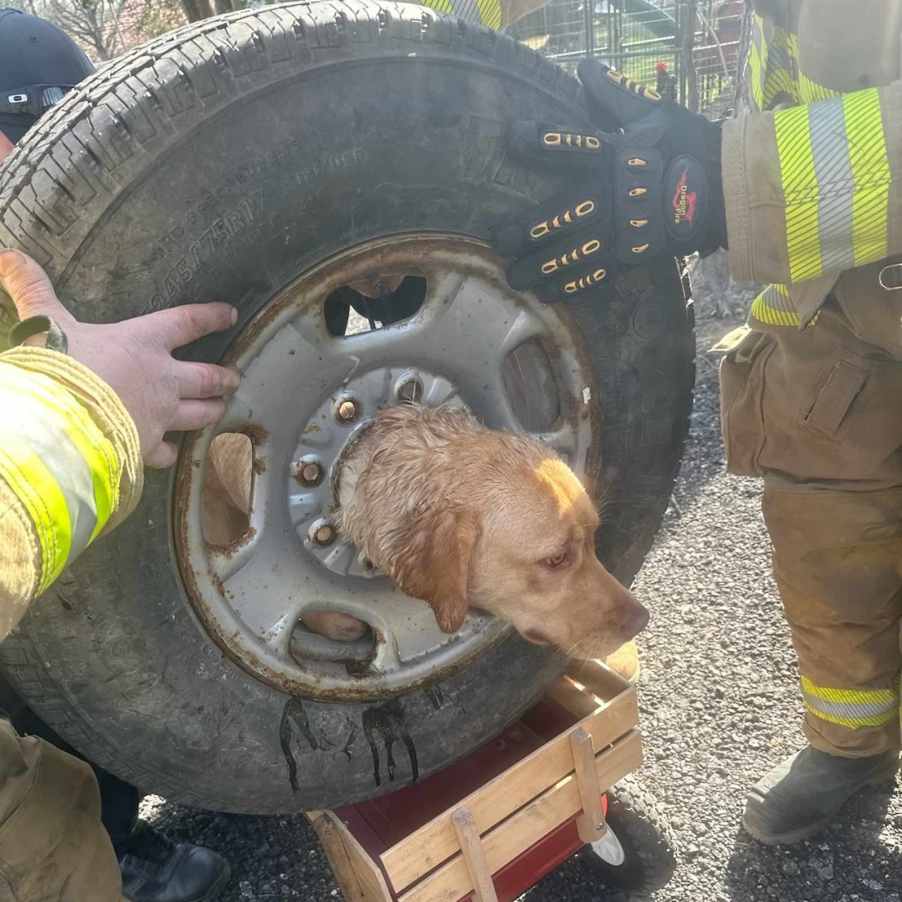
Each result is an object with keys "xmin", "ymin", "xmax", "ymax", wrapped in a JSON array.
[{"xmin": 140, "ymin": 270, "xmax": 902, "ymax": 901}]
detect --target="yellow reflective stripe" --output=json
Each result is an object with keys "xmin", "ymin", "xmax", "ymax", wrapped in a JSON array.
[
  {"xmin": 419, "ymin": 0, "xmax": 453, "ymax": 13},
  {"xmin": 804, "ymin": 703, "xmax": 897, "ymax": 730},
  {"xmin": 0, "ymin": 362, "xmax": 121, "ymax": 588},
  {"xmin": 786, "ymin": 33, "xmax": 838, "ymax": 104},
  {"xmin": 774, "ymin": 104, "xmax": 822, "ymax": 282},
  {"xmin": 766, "ymin": 68, "xmax": 797, "ymax": 106},
  {"xmin": 0, "ymin": 441, "xmax": 72, "ymax": 593},
  {"xmin": 844, "ymin": 89, "xmax": 891, "ymax": 267},
  {"xmin": 420, "ymin": 0, "xmax": 496, "ymax": 26},
  {"xmin": 798, "ymin": 70, "xmax": 839, "ymax": 104},
  {"xmin": 750, "ymin": 284, "xmax": 800, "ymax": 327},
  {"xmin": 747, "ymin": 32, "xmax": 765, "ymax": 111},
  {"xmin": 63, "ymin": 414, "xmax": 116, "ymax": 544},
  {"xmin": 754, "ymin": 0, "xmax": 885, "ymax": 283},
  {"xmin": 474, "ymin": 0, "xmax": 501, "ymax": 29},
  {"xmin": 3, "ymin": 364, "xmax": 118, "ymax": 545},
  {"xmin": 772, "ymin": 89, "xmax": 890, "ymax": 283},
  {"xmin": 752, "ymin": 19, "xmax": 838, "ymax": 110},
  {"xmin": 761, "ymin": 25, "xmax": 798, "ymax": 107},
  {"xmin": 801, "ymin": 676, "xmax": 898, "ymax": 729}
]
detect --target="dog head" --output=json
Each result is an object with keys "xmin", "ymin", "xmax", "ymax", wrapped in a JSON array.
[
  {"xmin": 385, "ymin": 418, "xmax": 649, "ymax": 659},
  {"xmin": 472, "ymin": 455, "xmax": 648, "ymax": 658}
]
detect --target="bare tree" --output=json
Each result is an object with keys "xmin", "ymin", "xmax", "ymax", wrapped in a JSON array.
[
  {"xmin": 10, "ymin": 0, "xmax": 189, "ymax": 59},
  {"xmin": 11, "ymin": 0, "xmax": 127, "ymax": 59}
]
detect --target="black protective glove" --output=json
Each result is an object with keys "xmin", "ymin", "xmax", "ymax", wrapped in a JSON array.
[{"xmin": 493, "ymin": 58, "xmax": 726, "ymax": 302}]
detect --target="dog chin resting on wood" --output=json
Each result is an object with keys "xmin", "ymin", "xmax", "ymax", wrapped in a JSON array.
[{"xmin": 204, "ymin": 404, "xmax": 648, "ymax": 660}]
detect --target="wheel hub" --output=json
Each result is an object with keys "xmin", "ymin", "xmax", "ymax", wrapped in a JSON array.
[{"xmin": 294, "ymin": 365, "xmax": 467, "ymax": 580}]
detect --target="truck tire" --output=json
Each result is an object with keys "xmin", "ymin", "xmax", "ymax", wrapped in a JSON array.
[{"xmin": 0, "ymin": 0, "xmax": 693, "ymax": 814}]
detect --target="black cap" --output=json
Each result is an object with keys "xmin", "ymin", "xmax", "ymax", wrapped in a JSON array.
[{"xmin": 0, "ymin": 8, "xmax": 94, "ymax": 142}]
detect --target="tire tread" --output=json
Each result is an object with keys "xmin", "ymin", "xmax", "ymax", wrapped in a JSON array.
[{"xmin": 0, "ymin": 1, "xmax": 584, "ymax": 274}]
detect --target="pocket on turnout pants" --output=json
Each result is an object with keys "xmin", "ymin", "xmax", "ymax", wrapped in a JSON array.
[{"xmin": 719, "ymin": 329, "xmax": 774, "ymax": 477}]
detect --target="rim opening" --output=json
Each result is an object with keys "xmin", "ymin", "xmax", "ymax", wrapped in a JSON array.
[
  {"xmin": 502, "ymin": 338, "xmax": 561, "ymax": 433},
  {"xmin": 289, "ymin": 614, "xmax": 376, "ymax": 665},
  {"xmin": 201, "ymin": 432, "xmax": 253, "ymax": 547},
  {"xmin": 324, "ymin": 275, "xmax": 428, "ymax": 336}
]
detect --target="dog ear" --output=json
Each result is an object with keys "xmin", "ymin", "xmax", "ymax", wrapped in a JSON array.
[{"xmin": 392, "ymin": 507, "xmax": 479, "ymax": 633}]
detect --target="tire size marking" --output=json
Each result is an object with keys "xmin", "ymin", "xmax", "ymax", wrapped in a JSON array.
[{"xmin": 152, "ymin": 197, "xmax": 258, "ymax": 307}]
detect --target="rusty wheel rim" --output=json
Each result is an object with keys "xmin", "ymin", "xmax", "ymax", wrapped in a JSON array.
[{"xmin": 173, "ymin": 235, "xmax": 597, "ymax": 700}]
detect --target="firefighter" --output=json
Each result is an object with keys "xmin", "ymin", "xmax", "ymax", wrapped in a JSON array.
[
  {"xmin": 0, "ymin": 10, "xmax": 236, "ymax": 898},
  {"xmin": 479, "ymin": 0, "xmax": 902, "ymax": 845}
]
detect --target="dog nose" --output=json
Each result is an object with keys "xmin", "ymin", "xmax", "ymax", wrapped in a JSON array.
[{"xmin": 624, "ymin": 603, "xmax": 649, "ymax": 638}]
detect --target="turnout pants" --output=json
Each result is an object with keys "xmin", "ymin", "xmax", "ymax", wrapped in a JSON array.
[
  {"xmin": 721, "ymin": 300, "xmax": 902, "ymax": 757},
  {"xmin": 0, "ymin": 719, "xmax": 123, "ymax": 901}
]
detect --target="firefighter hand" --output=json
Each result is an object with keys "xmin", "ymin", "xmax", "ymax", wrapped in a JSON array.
[
  {"xmin": 492, "ymin": 58, "xmax": 725, "ymax": 302},
  {"xmin": 0, "ymin": 250, "xmax": 240, "ymax": 468}
]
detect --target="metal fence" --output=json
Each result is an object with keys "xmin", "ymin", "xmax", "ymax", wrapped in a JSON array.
[{"xmin": 506, "ymin": 0, "xmax": 745, "ymax": 113}]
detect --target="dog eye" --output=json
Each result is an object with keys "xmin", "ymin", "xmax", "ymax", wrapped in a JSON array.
[{"xmin": 543, "ymin": 551, "xmax": 569, "ymax": 569}]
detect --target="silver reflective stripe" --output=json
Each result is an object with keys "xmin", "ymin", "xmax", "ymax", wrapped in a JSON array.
[
  {"xmin": 808, "ymin": 97, "xmax": 856, "ymax": 274},
  {"xmin": 16, "ymin": 404, "xmax": 98, "ymax": 567}
]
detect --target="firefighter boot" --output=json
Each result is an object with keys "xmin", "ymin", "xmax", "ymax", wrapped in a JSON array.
[
  {"xmin": 118, "ymin": 822, "xmax": 231, "ymax": 902},
  {"xmin": 742, "ymin": 746, "xmax": 899, "ymax": 845}
]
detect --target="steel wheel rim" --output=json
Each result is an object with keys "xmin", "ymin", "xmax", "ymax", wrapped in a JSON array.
[{"xmin": 173, "ymin": 235, "xmax": 598, "ymax": 700}]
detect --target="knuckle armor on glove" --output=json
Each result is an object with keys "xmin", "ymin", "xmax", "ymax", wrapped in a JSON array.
[{"xmin": 491, "ymin": 59, "xmax": 726, "ymax": 303}]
